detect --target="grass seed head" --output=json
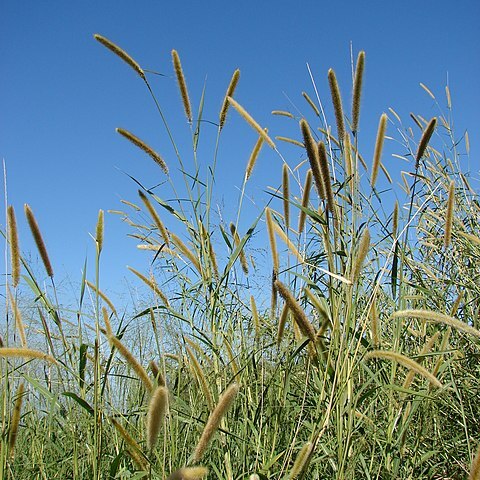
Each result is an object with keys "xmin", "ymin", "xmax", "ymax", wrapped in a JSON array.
[
  {"xmin": 365, "ymin": 350, "xmax": 442, "ymax": 388},
  {"xmin": 229, "ymin": 223, "xmax": 249, "ymax": 275},
  {"xmin": 146, "ymin": 386, "xmax": 168, "ymax": 450},
  {"xmin": 138, "ymin": 190, "xmax": 170, "ymax": 246},
  {"xmin": 8, "ymin": 288, "xmax": 27, "ymax": 348},
  {"xmin": 351, "ymin": 227, "xmax": 370, "ymax": 283},
  {"xmin": 7, "ymin": 206, "xmax": 20, "ymax": 288},
  {"xmin": 227, "ymin": 97, "xmax": 275, "ymax": 148},
  {"xmin": 272, "ymin": 110, "xmax": 294, "ymax": 118},
  {"xmin": 167, "ymin": 467, "xmax": 209, "ymax": 480},
  {"xmin": 302, "ymin": 91, "xmax": 320, "ymax": 116},
  {"xmin": 108, "ymin": 335, "xmax": 154, "ymax": 392},
  {"xmin": 344, "ymin": 132, "xmax": 354, "ymax": 187},
  {"xmin": 172, "ymin": 49, "xmax": 192, "ymax": 123},
  {"xmin": 274, "ymin": 280, "xmax": 316, "ymax": 342},
  {"xmin": 85, "ymin": 280, "xmax": 117, "ymax": 315},
  {"xmin": 300, "ymin": 119, "xmax": 325, "ymax": 199},
  {"xmin": 0, "ymin": 347, "xmax": 58, "ymax": 364},
  {"xmin": 444, "ymin": 180, "xmax": 455, "ymax": 248},
  {"xmin": 277, "ymin": 303, "xmax": 290, "ymax": 346},
  {"xmin": 185, "ymin": 344, "xmax": 214, "ymax": 411},
  {"xmin": 102, "ymin": 307, "xmax": 113, "ymax": 337},
  {"xmin": 8, "ymin": 383, "xmax": 25, "ymax": 459},
  {"xmin": 245, "ymin": 133, "xmax": 266, "ymax": 181},
  {"xmin": 289, "ymin": 442, "xmax": 313, "ymax": 479},
  {"xmin": 371, "ymin": 113, "xmax": 388, "ymax": 187},
  {"xmin": 328, "ymin": 68, "xmax": 345, "ymax": 143},
  {"xmin": 317, "ymin": 141, "xmax": 335, "ymax": 216},
  {"xmin": 95, "ymin": 209, "xmax": 104, "ymax": 253},
  {"xmin": 265, "ymin": 208, "xmax": 279, "ymax": 275},
  {"xmin": 127, "ymin": 266, "xmax": 170, "ymax": 307},
  {"xmin": 415, "ymin": 117, "xmax": 437, "ymax": 165},
  {"xmin": 282, "ymin": 163, "xmax": 290, "ymax": 230},
  {"xmin": 250, "ymin": 295, "xmax": 260, "ymax": 339},
  {"xmin": 94, "ymin": 34, "xmax": 145, "ymax": 80},
  {"xmin": 298, "ymin": 169, "xmax": 312, "ymax": 234},
  {"xmin": 392, "ymin": 201, "xmax": 399, "ymax": 239},
  {"xmin": 391, "ymin": 309, "xmax": 480, "ymax": 338},
  {"xmin": 117, "ymin": 128, "xmax": 169, "ymax": 174},
  {"xmin": 219, "ymin": 69, "xmax": 240, "ymax": 129},
  {"xmin": 193, "ymin": 383, "xmax": 239, "ymax": 462},
  {"xmin": 24, "ymin": 204, "xmax": 53, "ymax": 277},
  {"xmin": 149, "ymin": 360, "xmax": 166, "ymax": 387},
  {"xmin": 352, "ymin": 51, "xmax": 365, "ymax": 133}
]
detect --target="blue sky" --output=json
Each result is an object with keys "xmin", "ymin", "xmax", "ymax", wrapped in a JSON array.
[{"xmin": 1, "ymin": 1, "xmax": 479, "ymax": 305}]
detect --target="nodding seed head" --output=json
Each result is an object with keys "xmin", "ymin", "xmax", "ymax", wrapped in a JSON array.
[
  {"xmin": 24, "ymin": 204, "xmax": 53, "ymax": 277},
  {"xmin": 415, "ymin": 117, "xmax": 437, "ymax": 166},
  {"xmin": 228, "ymin": 97, "xmax": 276, "ymax": 148},
  {"xmin": 94, "ymin": 34, "xmax": 145, "ymax": 80},
  {"xmin": 193, "ymin": 383, "xmax": 239, "ymax": 462},
  {"xmin": 117, "ymin": 128, "xmax": 168, "ymax": 174}
]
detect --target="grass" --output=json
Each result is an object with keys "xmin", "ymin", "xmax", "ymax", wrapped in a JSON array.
[{"xmin": 0, "ymin": 35, "xmax": 479, "ymax": 479}]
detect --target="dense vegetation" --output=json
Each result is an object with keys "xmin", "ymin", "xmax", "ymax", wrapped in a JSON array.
[{"xmin": 1, "ymin": 35, "xmax": 479, "ymax": 479}]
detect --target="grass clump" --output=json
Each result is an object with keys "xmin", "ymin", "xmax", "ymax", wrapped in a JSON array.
[{"xmin": 0, "ymin": 36, "xmax": 479, "ymax": 480}]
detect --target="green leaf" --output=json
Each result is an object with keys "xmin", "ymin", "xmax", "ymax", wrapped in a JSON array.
[{"xmin": 63, "ymin": 391, "xmax": 94, "ymax": 416}]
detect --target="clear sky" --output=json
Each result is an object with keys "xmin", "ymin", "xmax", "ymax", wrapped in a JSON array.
[{"xmin": 1, "ymin": 1, "xmax": 479, "ymax": 305}]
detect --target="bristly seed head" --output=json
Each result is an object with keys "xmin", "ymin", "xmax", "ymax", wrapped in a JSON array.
[
  {"xmin": 24, "ymin": 204, "xmax": 54, "ymax": 278},
  {"xmin": 327, "ymin": 68, "xmax": 345, "ymax": 143},
  {"xmin": 193, "ymin": 383, "xmax": 239, "ymax": 462},
  {"xmin": 351, "ymin": 228, "xmax": 370, "ymax": 283},
  {"xmin": 146, "ymin": 386, "xmax": 168, "ymax": 450},
  {"xmin": 8, "ymin": 382, "xmax": 25, "ymax": 459},
  {"xmin": 371, "ymin": 113, "xmax": 388, "ymax": 188},
  {"xmin": 274, "ymin": 279, "xmax": 317, "ymax": 343},
  {"xmin": 415, "ymin": 117, "xmax": 437, "ymax": 166},
  {"xmin": 300, "ymin": 119, "xmax": 325, "ymax": 199},
  {"xmin": 317, "ymin": 141, "xmax": 335, "ymax": 217},
  {"xmin": 282, "ymin": 163, "xmax": 290, "ymax": 230},
  {"xmin": 167, "ymin": 467, "xmax": 209, "ymax": 480},
  {"xmin": 7, "ymin": 206, "xmax": 20, "ymax": 288},
  {"xmin": 245, "ymin": 132, "xmax": 266, "ymax": 181},
  {"xmin": 117, "ymin": 128, "xmax": 169, "ymax": 174},
  {"xmin": 138, "ymin": 190, "xmax": 170, "ymax": 247},
  {"xmin": 298, "ymin": 169, "xmax": 312, "ymax": 234},
  {"xmin": 352, "ymin": 51, "xmax": 365, "ymax": 134},
  {"xmin": 95, "ymin": 209, "xmax": 104, "ymax": 253},
  {"xmin": 219, "ymin": 69, "xmax": 240, "ymax": 130},
  {"xmin": 172, "ymin": 49, "xmax": 192, "ymax": 123},
  {"xmin": 93, "ymin": 34, "xmax": 145, "ymax": 80},
  {"xmin": 444, "ymin": 180, "xmax": 455, "ymax": 248},
  {"xmin": 227, "ymin": 97, "xmax": 276, "ymax": 148},
  {"xmin": 302, "ymin": 92, "xmax": 320, "ymax": 117}
]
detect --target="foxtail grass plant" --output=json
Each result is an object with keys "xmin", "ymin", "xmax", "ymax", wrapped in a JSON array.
[{"xmin": 2, "ymin": 39, "xmax": 479, "ymax": 480}]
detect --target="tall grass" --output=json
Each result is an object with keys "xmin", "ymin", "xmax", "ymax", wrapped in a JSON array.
[{"xmin": 0, "ymin": 37, "xmax": 479, "ymax": 479}]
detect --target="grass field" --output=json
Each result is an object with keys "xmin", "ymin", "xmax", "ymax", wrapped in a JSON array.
[{"xmin": 1, "ymin": 35, "xmax": 479, "ymax": 479}]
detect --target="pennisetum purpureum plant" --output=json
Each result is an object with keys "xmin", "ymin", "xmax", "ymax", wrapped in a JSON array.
[{"xmin": 0, "ymin": 35, "xmax": 478, "ymax": 480}]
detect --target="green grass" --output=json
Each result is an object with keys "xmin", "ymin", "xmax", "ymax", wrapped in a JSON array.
[{"xmin": 1, "ymin": 36, "xmax": 479, "ymax": 479}]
